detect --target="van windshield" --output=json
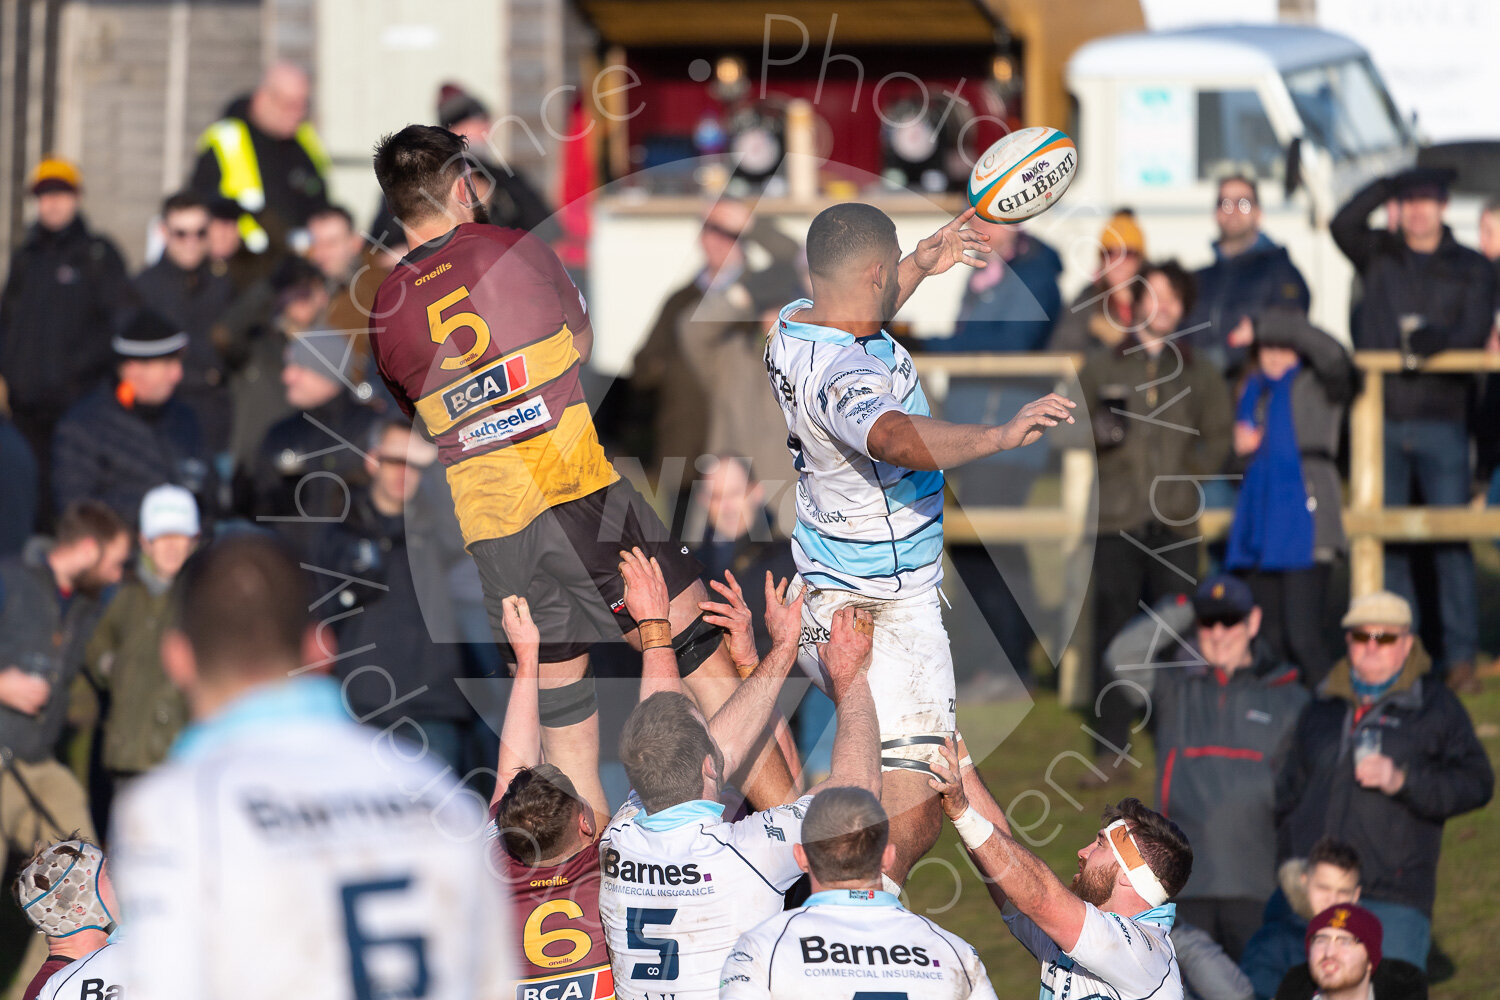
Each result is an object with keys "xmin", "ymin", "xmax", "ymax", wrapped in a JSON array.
[{"xmin": 1283, "ymin": 58, "xmax": 1407, "ymax": 160}]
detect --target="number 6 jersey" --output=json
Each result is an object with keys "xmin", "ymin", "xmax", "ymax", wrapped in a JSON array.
[
  {"xmin": 598, "ymin": 794, "xmax": 812, "ymax": 1000},
  {"xmin": 370, "ymin": 222, "xmax": 616, "ymax": 545}
]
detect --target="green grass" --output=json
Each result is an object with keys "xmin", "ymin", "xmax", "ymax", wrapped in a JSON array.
[{"xmin": 899, "ymin": 685, "xmax": 1500, "ymax": 1000}]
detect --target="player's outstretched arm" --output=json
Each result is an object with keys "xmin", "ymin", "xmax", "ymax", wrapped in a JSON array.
[
  {"xmin": 620, "ymin": 547, "xmax": 684, "ymax": 702},
  {"xmin": 704, "ymin": 574, "xmax": 803, "ymax": 788},
  {"xmin": 865, "ymin": 393, "xmax": 1075, "ymax": 471},
  {"xmin": 698, "ymin": 569, "xmax": 761, "ymax": 676},
  {"xmin": 809, "ymin": 607, "xmax": 881, "ymax": 798},
  {"xmin": 492, "ymin": 596, "xmax": 542, "ymax": 808},
  {"xmin": 928, "ymin": 740, "xmax": 1087, "ymax": 951},
  {"xmin": 894, "ymin": 206, "xmax": 992, "ymax": 313}
]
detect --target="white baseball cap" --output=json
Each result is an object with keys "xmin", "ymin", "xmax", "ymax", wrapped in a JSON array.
[{"xmin": 139, "ymin": 484, "xmax": 200, "ymax": 540}]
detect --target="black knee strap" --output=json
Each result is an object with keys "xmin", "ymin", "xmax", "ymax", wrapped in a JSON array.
[
  {"xmin": 538, "ymin": 668, "xmax": 597, "ymax": 728},
  {"xmin": 879, "ymin": 734, "xmax": 947, "ymax": 776},
  {"xmin": 672, "ymin": 615, "xmax": 724, "ymax": 678}
]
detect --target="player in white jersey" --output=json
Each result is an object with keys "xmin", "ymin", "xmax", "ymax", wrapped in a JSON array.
[
  {"xmin": 721, "ymin": 786, "xmax": 997, "ymax": 1000},
  {"xmin": 764, "ymin": 203, "xmax": 1075, "ymax": 883},
  {"xmin": 108, "ymin": 536, "xmax": 514, "ymax": 1000},
  {"xmin": 12, "ymin": 838, "xmax": 118, "ymax": 1000},
  {"xmin": 600, "ymin": 595, "xmax": 882, "ymax": 1000},
  {"xmin": 34, "ymin": 942, "xmax": 122, "ymax": 1000},
  {"xmin": 927, "ymin": 739, "xmax": 1193, "ymax": 1000}
]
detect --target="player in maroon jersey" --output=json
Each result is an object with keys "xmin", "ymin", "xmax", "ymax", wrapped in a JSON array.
[{"xmin": 369, "ymin": 125, "xmax": 795, "ymax": 808}]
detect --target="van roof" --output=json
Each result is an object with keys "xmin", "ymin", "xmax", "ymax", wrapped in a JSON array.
[{"xmin": 1069, "ymin": 24, "xmax": 1369, "ymax": 80}]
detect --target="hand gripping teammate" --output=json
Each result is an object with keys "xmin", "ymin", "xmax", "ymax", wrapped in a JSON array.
[
  {"xmin": 763, "ymin": 202, "xmax": 1074, "ymax": 886},
  {"xmin": 369, "ymin": 125, "xmax": 795, "ymax": 811}
]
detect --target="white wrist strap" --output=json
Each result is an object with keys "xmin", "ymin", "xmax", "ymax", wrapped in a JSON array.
[
  {"xmin": 1105, "ymin": 820, "xmax": 1169, "ymax": 907},
  {"xmin": 953, "ymin": 806, "xmax": 995, "ymax": 850}
]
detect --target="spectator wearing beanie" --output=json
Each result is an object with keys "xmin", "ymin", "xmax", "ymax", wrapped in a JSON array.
[
  {"xmin": 52, "ymin": 310, "xmax": 212, "ymax": 526},
  {"xmin": 1049, "ymin": 209, "xmax": 1145, "ymax": 353},
  {"xmin": 1274, "ymin": 903, "xmax": 1425, "ymax": 1000}
]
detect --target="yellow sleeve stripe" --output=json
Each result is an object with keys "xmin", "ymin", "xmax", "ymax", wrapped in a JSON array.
[{"xmin": 414, "ymin": 326, "xmax": 576, "ymax": 435}]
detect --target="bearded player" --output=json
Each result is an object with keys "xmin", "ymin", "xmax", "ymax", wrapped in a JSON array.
[
  {"xmin": 764, "ymin": 202, "xmax": 1075, "ymax": 887},
  {"xmin": 369, "ymin": 125, "xmax": 794, "ymax": 808}
]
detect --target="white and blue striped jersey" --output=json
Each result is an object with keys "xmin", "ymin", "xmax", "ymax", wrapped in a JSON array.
[
  {"xmin": 36, "ymin": 943, "xmax": 123, "ymax": 1000},
  {"xmin": 720, "ymin": 889, "xmax": 999, "ymax": 1000},
  {"xmin": 110, "ymin": 677, "xmax": 514, "ymax": 1000},
  {"xmin": 598, "ymin": 794, "xmax": 812, "ymax": 1000},
  {"xmin": 1005, "ymin": 902, "xmax": 1181, "ymax": 1000},
  {"xmin": 765, "ymin": 299, "xmax": 945, "ymax": 599}
]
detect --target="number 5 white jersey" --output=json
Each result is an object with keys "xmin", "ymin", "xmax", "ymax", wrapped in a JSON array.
[
  {"xmin": 720, "ymin": 890, "xmax": 998, "ymax": 1000},
  {"xmin": 598, "ymin": 795, "xmax": 812, "ymax": 1000},
  {"xmin": 764, "ymin": 299, "xmax": 945, "ymax": 600},
  {"xmin": 110, "ymin": 678, "xmax": 514, "ymax": 1000}
]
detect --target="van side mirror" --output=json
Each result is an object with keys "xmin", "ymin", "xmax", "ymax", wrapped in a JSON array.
[{"xmin": 1283, "ymin": 136, "xmax": 1302, "ymax": 201}]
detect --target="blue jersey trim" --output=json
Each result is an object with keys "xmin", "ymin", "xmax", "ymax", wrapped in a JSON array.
[
  {"xmin": 636, "ymin": 799, "xmax": 726, "ymax": 831},
  {"xmin": 777, "ymin": 299, "xmax": 856, "ymax": 345},
  {"xmin": 793, "ymin": 518, "xmax": 944, "ymax": 578},
  {"xmin": 170, "ymin": 676, "xmax": 346, "ymax": 762},
  {"xmin": 804, "ymin": 889, "xmax": 903, "ymax": 908}
]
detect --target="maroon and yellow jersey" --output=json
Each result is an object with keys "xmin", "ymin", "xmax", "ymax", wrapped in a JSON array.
[
  {"xmin": 370, "ymin": 223, "xmax": 616, "ymax": 542},
  {"xmin": 496, "ymin": 836, "xmax": 613, "ymax": 1000}
]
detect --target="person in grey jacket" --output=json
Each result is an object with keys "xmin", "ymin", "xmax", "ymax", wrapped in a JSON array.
[
  {"xmin": 1225, "ymin": 308, "xmax": 1355, "ymax": 686},
  {"xmin": 1103, "ymin": 575, "xmax": 1309, "ymax": 961}
]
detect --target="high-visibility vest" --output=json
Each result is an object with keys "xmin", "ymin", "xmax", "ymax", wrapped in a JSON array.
[{"xmin": 198, "ymin": 117, "xmax": 330, "ymax": 254}]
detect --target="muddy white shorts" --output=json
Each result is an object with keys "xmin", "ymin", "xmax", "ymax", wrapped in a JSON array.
[{"xmin": 792, "ymin": 576, "xmax": 956, "ymax": 773}]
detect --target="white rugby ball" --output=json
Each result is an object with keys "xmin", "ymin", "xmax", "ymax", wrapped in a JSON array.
[{"xmin": 967, "ymin": 126, "xmax": 1078, "ymax": 224}]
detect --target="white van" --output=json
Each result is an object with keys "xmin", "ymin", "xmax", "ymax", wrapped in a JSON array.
[{"xmin": 1054, "ymin": 24, "xmax": 1420, "ymax": 344}]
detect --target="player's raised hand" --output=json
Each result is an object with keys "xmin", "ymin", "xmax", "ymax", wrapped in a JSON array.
[
  {"xmin": 912, "ymin": 206, "xmax": 992, "ymax": 276},
  {"xmin": 619, "ymin": 547, "xmax": 671, "ymax": 623},
  {"xmin": 997, "ymin": 392, "xmax": 1076, "ymax": 450},
  {"xmin": 762, "ymin": 573, "xmax": 805, "ymax": 651},
  {"xmin": 926, "ymin": 738, "xmax": 971, "ymax": 822},
  {"xmin": 500, "ymin": 596, "xmax": 539, "ymax": 673},
  {"xmin": 823, "ymin": 606, "xmax": 874, "ymax": 699},
  {"xmin": 699, "ymin": 570, "xmax": 758, "ymax": 672}
]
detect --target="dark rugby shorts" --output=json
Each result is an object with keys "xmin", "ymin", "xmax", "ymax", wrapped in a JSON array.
[{"xmin": 469, "ymin": 477, "xmax": 704, "ymax": 663}]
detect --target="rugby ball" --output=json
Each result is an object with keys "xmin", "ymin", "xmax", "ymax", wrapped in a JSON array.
[{"xmin": 967, "ymin": 126, "xmax": 1077, "ymax": 224}]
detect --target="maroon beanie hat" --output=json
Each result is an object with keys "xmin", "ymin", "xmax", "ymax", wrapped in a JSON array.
[{"xmin": 1306, "ymin": 903, "xmax": 1382, "ymax": 969}]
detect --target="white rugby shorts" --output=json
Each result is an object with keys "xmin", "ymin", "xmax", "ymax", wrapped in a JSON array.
[{"xmin": 791, "ymin": 575, "xmax": 956, "ymax": 772}]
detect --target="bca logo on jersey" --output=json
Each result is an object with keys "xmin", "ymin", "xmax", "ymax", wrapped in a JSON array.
[
  {"xmin": 515, "ymin": 968, "xmax": 609, "ymax": 1000},
  {"xmin": 445, "ymin": 355, "xmax": 529, "ymax": 420}
]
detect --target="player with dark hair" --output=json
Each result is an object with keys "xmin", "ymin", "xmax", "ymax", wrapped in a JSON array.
[
  {"xmin": 928, "ymin": 739, "xmax": 1193, "ymax": 1000},
  {"xmin": 110, "ymin": 534, "xmax": 514, "ymax": 1000},
  {"xmin": 720, "ymin": 787, "xmax": 999, "ymax": 999},
  {"xmin": 765, "ymin": 202, "xmax": 1074, "ymax": 887},
  {"xmin": 369, "ymin": 124, "xmax": 796, "ymax": 811}
]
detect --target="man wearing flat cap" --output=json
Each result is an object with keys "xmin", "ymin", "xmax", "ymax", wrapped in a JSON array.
[
  {"xmin": 1275, "ymin": 590, "xmax": 1493, "ymax": 971},
  {"xmin": 51, "ymin": 310, "xmax": 211, "ymax": 527},
  {"xmin": 0, "ymin": 158, "xmax": 133, "ymax": 524},
  {"xmin": 1331, "ymin": 168, "xmax": 1495, "ymax": 692}
]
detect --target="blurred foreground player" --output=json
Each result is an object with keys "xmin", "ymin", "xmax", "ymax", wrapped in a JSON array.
[
  {"xmin": 369, "ymin": 125, "xmax": 794, "ymax": 807},
  {"xmin": 489, "ymin": 549, "xmax": 688, "ymax": 1000},
  {"xmin": 110, "ymin": 535, "xmax": 513, "ymax": 1000}
]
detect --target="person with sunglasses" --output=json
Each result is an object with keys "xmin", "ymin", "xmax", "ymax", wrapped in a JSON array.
[
  {"xmin": 1275, "ymin": 590, "xmax": 1493, "ymax": 973},
  {"xmin": 135, "ymin": 191, "xmax": 236, "ymax": 457},
  {"xmin": 1183, "ymin": 174, "xmax": 1310, "ymax": 376},
  {"xmin": 1100, "ymin": 574, "xmax": 1308, "ymax": 964}
]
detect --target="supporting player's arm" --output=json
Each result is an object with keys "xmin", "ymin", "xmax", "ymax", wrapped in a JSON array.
[
  {"xmin": 808, "ymin": 607, "xmax": 881, "ymax": 798},
  {"xmin": 620, "ymin": 547, "xmax": 684, "ymax": 702},
  {"xmin": 894, "ymin": 206, "xmax": 992, "ymax": 313},
  {"xmin": 703, "ymin": 574, "xmax": 803, "ymax": 784},
  {"xmin": 865, "ymin": 393, "xmax": 1076, "ymax": 471},
  {"xmin": 493, "ymin": 596, "xmax": 543, "ymax": 808},
  {"xmin": 928, "ymin": 739, "xmax": 1088, "ymax": 951}
]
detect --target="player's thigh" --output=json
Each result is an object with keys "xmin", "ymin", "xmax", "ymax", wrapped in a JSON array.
[
  {"xmin": 470, "ymin": 519, "xmax": 606, "ymax": 666},
  {"xmin": 796, "ymin": 581, "xmax": 956, "ymax": 764}
]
